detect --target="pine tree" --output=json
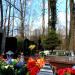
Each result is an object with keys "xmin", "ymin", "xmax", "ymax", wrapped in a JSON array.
[{"xmin": 42, "ymin": 29, "xmax": 61, "ymax": 53}]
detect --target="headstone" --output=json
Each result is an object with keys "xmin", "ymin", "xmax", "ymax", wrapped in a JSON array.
[
  {"xmin": 23, "ymin": 38, "xmax": 30, "ymax": 56},
  {"xmin": 5, "ymin": 37, "xmax": 17, "ymax": 53}
]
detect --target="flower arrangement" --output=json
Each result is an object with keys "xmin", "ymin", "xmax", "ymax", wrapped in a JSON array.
[
  {"xmin": 0, "ymin": 55, "xmax": 27, "ymax": 75},
  {"xmin": 27, "ymin": 57, "xmax": 45, "ymax": 75},
  {"xmin": 0, "ymin": 59, "xmax": 15, "ymax": 75},
  {"xmin": 57, "ymin": 68, "xmax": 75, "ymax": 75},
  {"xmin": 0, "ymin": 55, "xmax": 45, "ymax": 75}
]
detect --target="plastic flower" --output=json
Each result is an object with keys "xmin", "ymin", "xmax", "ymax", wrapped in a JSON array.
[
  {"xmin": 4, "ymin": 65, "xmax": 9, "ymax": 69},
  {"xmin": 27, "ymin": 57, "xmax": 41, "ymax": 75},
  {"xmin": 28, "ymin": 57, "xmax": 35, "ymax": 62},
  {"xmin": 11, "ymin": 59, "xmax": 18, "ymax": 65},
  {"xmin": 57, "ymin": 68, "xmax": 75, "ymax": 75},
  {"xmin": 65, "ymin": 68, "xmax": 72, "ymax": 74},
  {"xmin": 71, "ymin": 68, "xmax": 75, "ymax": 75},
  {"xmin": 36, "ymin": 57, "xmax": 45, "ymax": 68},
  {"xmin": 29, "ymin": 45, "xmax": 36, "ymax": 50},
  {"xmin": 27, "ymin": 57, "xmax": 45, "ymax": 75},
  {"xmin": 27, "ymin": 57, "xmax": 36, "ymax": 71},
  {"xmin": 29, "ymin": 66, "xmax": 40, "ymax": 75},
  {"xmin": 57, "ymin": 68, "xmax": 65, "ymax": 75}
]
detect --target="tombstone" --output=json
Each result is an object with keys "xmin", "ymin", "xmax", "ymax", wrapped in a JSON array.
[
  {"xmin": 23, "ymin": 38, "xmax": 30, "ymax": 56},
  {"xmin": 5, "ymin": 37, "xmax": 17, "ymax": 53},
  {"xmin": 37, "ymin": 38, "xmax": 44, "ymax": 51}
]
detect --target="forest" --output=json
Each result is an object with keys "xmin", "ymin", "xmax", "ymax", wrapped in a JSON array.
[
  {"xmin": 0, "ymin": 0, "xmax": 75, "ymax": 75},
  {"xmin": 0, "ymin": 0, "xmax": 75, "ymax": 53}
]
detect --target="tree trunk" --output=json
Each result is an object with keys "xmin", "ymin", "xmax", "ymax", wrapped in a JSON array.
[
  {"xmin": 66, "ymin": 0, "xmax": 68, "ymax": 50},
  {"xmin": 49, "ymin": 0, "xmax": 57, "ymax": 30},
  {"xmin": 42, "ymin": 0, "xmax": 45, "ymax": 35},
  {"xmin": 4, "ymin": 2, "xmax": 8, "ymax": 35},
  {"xmin": 12, "ymin": 0, "xmax": 15, "ymax": 36},
  {"xmin": 48, "ymin": 0, "xmax": 51, "ymax": 30},
  {"xmin": 69, "ymin": 0, "xmax": 75, "ymax": 50},
  {"xmin": 2, "ymin": 2, "xmax": 8, "ymax": 54},
  {"xmin": 7, "ymin": 0, "xmax": 11, "ymax": 37},
  {"xmin": 19, "ymin": 0, "xmax": 24, "ymax": 39},
  {"xmin": 23, "ymin": 0, "xmax": 26, "ymax": 38},
  {"xmin": 0, "ymin": 0, "xmax": 3, "ymax": 28}
]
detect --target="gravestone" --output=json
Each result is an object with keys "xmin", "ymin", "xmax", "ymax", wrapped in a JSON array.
[
  {"xmin": 23, "ymin": 38, "xmax": 30, "ymax": 56},
  {"xmin": 5, "ymin": 37, "xmax": 17, "ymax": 53}
]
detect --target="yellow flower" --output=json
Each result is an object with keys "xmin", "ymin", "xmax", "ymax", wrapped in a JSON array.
[{"xmin": 29, "ymin": 45, "xmax": 36, "ymax": 50}]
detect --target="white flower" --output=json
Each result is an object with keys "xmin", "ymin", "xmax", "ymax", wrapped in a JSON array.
[
  {"xmin": 10, "ymin": 65, "xmax": 13, "ymax": 68},
  {"xmin": 4, "ymin": 65, "xmax": 9, "ymax": 69},
  {"xmin": 11, "ymin": 59, "xmax": 14, "ymax": 62}
]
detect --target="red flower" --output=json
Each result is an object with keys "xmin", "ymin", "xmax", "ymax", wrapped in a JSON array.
[
  {"xmin": 29, "ymin": 66, "xmax": 40, "ymax": 75},
  {"xmin": 57, "ymin": 68, "xmax": 66, "ymax": 75},
  {"xmin": 27, "ymin": 61, "xmax": 36, "ymax": 71},
  {"xmin": 36, "ymin": 58, "xmax": 45, "ymax": 68},
  {"xmin": 27, "ymin": 57, "xmax": 36, "ymax": 71},
  {"xmin": 57, "ymin": 68, "xmax": 75, "ymax": 75},
  {"xmin": 65, "ymin": 68, "xmax": 72, "ymax": 73},
  {"xmin": 71, "ymin": 68, "xmax": 75, "ymax": 75},
  {"xmin": 27, "ymin": 57, "xmax": 45, "ymax": 75}
]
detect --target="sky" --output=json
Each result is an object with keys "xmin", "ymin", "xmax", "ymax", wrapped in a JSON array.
[
  {"xmin": 27, "ymin": 0, "xmax": 70, "ymax": 31},
  {"xmin": 2, "ymin": 0, "xmax": 70, "ymax": 36},
  {"xmin": 26, "ymin": 0, "xmax": 48, "ymax": 30},
  {"xmin": 56, "ymin": 0, "xmax": 70, "ymax": 35}
]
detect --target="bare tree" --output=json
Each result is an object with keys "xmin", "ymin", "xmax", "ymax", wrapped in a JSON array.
[
  {"xmin": 19, "ymin": 0, "xmax": 25, "ymax": 39},
  {"xmin": 69, "ymin": 0, "xmax": 75, "ymax": 50},
  {"xmin": 7, "ymin": 0, "xmax": 11, "ymax": 37},
  {"xmin": 0, "ymin": 0, "xmax": 3, "ymax": 28},
  {"xmin": 66, "ymin": 0, "xmax": 68, "ymax": 50},
  {"xmin": 42, "ymin": 0, "xmax": 45, "ymax": 35},
  {"xmin": 12, "ymin": 0, "xmax": 15, "ymax": 36},
  {"xmin": 48, "ymin": 0, "xmax": 51, "ymax": 30},
  {"xmin": 4, "ymin": 1, "xmax": 8, "ymax": 34}
]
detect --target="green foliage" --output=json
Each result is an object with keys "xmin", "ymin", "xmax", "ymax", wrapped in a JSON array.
[
  {"xmin": 40, "ymin": 51, "xmax": 45, "ymax": 57},
  {"xmin": 0, "ymin": 59, "xmax": 28, "ymax": 75},
  {"xmin": 42, "ymin": 30, "xmax": 61, "ymax": 51},
  {"xmin": 0, "ymin": 60, "xmax": 14, "ymax": 75}
]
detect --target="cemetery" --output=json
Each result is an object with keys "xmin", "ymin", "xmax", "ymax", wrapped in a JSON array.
[{"xmin": 0, "ymin": 0, "xmax": 75, "ymax": 75}]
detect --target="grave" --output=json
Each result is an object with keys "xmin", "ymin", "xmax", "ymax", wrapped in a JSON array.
[
  {"xmin": 23, "ymin": 38, "xmax": 30, "ymax": 56},
  {"xmin": 5, "ymin": 37, "xmax": 17, "ymax": 53}
]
